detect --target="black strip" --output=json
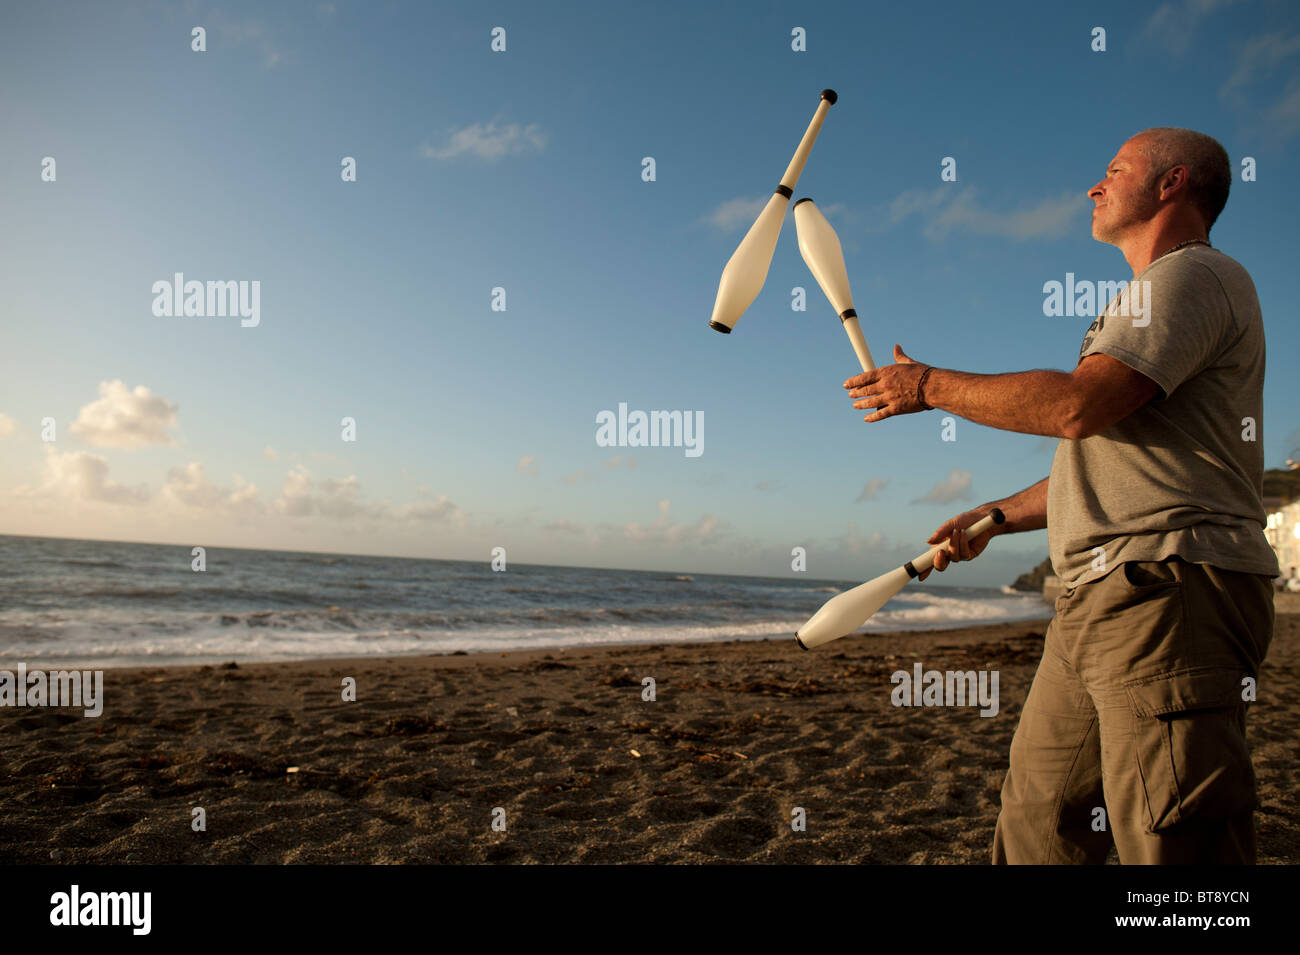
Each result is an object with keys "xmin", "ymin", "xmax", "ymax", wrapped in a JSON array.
[
  {"xmin": 793, "ymin": 197, "xmax": 813, "ymax": 207},
  {"xmin": 795, "ymin": 634, "xmax": 808, "ymax": 651},
  {"xmin": 840, "ymin": 308, "xmax": 857, "ymax": 322},
  {"xmin": 774, "ymin": 184, "xmax": 793, "ymax": 199},
  {"xmin": 709, "ymin": 321, "xmax": 732, "ymax": 334},
  {"xmin": 991, "ymin": 507, "xmax": 1006, "ymax": 524},
  {"xmin": 904, "ymin": 561, "xmax": 918, "ymax": 579}
]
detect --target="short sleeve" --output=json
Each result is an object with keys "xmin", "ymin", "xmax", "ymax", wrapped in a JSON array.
[{"xmin": 1080, "ymin": 258, "xmax": 1233, "ymax": 401}]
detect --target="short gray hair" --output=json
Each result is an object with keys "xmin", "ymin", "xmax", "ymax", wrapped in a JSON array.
[{"xmin": 1134, "ymin": 127, "xmax": 1232, "ymax": 232}]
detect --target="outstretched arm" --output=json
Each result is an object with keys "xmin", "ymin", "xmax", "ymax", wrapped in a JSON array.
[{"xmin": 846, "ymin": 347, "xmax": 1160, "ymax": 439}]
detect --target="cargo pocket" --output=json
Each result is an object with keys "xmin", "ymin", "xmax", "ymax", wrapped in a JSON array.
[
  {"xmin": 1120, "ymin": 559, "xmax": 1179, "ymax": 591},
  {"xmin": 1086, "ymin": 561, "xmax": 1185, "ymax": 660},
  {"xmin": 1123, "ymin": 666, "xmax": 1255, "ymax": 832}
]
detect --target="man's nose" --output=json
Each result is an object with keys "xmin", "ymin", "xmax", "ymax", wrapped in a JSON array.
[{"xmin": 1088, "ymin": 182, "xmax": 1104, "ymax": 200}]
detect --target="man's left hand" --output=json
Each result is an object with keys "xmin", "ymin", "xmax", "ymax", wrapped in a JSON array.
[{"xmin": 844, "ymin": 344, "xmax": 933, "ymax": 422}]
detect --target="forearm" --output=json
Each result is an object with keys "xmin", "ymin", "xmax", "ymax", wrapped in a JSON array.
[
  {"xmin": 922, "ymin": 367, "xmax": 1078, "ymax": 437},
  {"xmin": 988, "ymin": 476, "xmax": 1049, "ymax": 536}
]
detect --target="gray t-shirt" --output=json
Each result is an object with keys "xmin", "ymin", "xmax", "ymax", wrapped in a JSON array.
[{"xmin": 1047, "ymin": 245, "xmax": 1279, "ymax": 587}]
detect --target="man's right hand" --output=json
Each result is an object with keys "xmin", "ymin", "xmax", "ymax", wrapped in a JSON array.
[{"xmin": 917, "ymin": 507, "xmax": 1000, "ymax": 581}]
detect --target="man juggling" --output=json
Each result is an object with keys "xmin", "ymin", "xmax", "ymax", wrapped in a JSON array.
[{"xmin": 848, "ymin": 128, "xmax": 1279, "ymax": 864}]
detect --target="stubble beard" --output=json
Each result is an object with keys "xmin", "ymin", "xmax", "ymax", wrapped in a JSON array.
[{"xmin": 1093, "ymin": 184, "xmax": 1162, "ymax": 245}]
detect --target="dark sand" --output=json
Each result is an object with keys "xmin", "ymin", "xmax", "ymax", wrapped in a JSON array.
[{"xmin": 3, "ymin": 599, "xmax": 1297, "ymax": 864}]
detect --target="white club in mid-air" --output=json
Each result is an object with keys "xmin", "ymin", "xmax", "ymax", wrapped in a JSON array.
[
  {"xmin": 793, "ymin": 197, "xmax": 875, "ymax": 373},
  {"xmin": 708, "ymin": 89, "xmax": 838, "ymax": 335},
  {"xmin": 795, "ymin": 509, "xmax": 1006, "ymax": 650}
]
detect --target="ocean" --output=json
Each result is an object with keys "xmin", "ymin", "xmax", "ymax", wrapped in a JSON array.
[{"xmin": 0, "ymin": 535, "xmax": 1051, "ymax": 668}]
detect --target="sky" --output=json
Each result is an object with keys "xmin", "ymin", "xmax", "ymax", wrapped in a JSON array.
[{"xmin": 1, "ymin": 0, "xmax": 1298, "ymax": 587}]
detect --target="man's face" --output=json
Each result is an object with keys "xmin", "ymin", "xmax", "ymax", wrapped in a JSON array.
[{"xmin": 1089, "ymin": 138, "xmax": 1161, "ymax": 244}]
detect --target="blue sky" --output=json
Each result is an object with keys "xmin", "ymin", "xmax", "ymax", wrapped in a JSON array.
[{"xmin": 1, "ymin": 0, "xmax": 1298, "ymax": 586}]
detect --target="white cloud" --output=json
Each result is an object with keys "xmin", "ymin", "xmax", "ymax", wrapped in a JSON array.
[
  {"xmin": 1218, "ymin": 32, "xmax": 1300, "ymax": 141},
  {"xmin": 308, "ymin": 476, "xmax": 366, "ymax": 518},
  {"xmin": 420, "ymin": 122, "xmax": 547, "ymax": 161},
  {"xmin": 263, "ymin": 445, "xmax": 280, "ymax": 461},
  {"xmin": 832, "ymin": 522, "xmax": 887, "ymax": 556},
  {"xmin": 17, "ymin": 447, "xmax": 149, "ymax": 505},
  {"xmin": 884, "ymin": 186, "xmax": 1088, "ymax": 241},
  {"xmin": 1265, "ymin": 77, "xmax": 1300, "ymax": 138},
  {"xmin": 211, "ymin": 15, "xmax": 282, "ymax": 69},
  {"xmin": 911, "ymin": 468, "xmax": 973, "ymax": 506},
  {"xmin": 888, "ymin": 186, "xmax": 950, "ymax": 225},
  {"xmin": 703, "ymin": 198, "xmax": 849, "ymax": 233},
  {"xmin": 856, "ymin": 477, "xmax": 888, "ymax": 502},
  {"xmin": 401, "ymin": 491, "xmax": 466, "ymax": 526},
  {"xmin": 701, "ymin": 196, "xmax": 768, "ymax": 232},
  {"xmin": 622, "ymin": 499, "xmax": 722, "ymax": 545},
  {"xmin": 1145, "ymin": 0, "xmax": 1243, "ymax": 56},
  {"xmin": 516, "ymin": 454, "xmax": 539, "ymax": 476},
  {"xmin": 270, "ymin": 467, "xmax": 465, "ymax": 525},
  {"xmin": 601, "ymin": 455, "xmax": 637, "ymax": 470},
  {"xmin": 1220, "ymin": 32, "xmax": 1300, "ymax": 99},
  {"xmin": 562, "ymin": 471, "xmax": 591, "ymax": 486},
  {"xmin": 0, "ymin": 413, "xmax": 14, "ymax": 438},
  {"xmin": 70, "ymin": 380, "xmax": 178, "ymax": 448},
  {"xmin": 275, "ymin": 466, "xmax": 373, "ymax": 519},
  {"xmin": 936, "ymin": 188, "xmax": 1087, "ymax": 241},
  {"xmin": 163, "ymin": 462, "xmax": 261, "ymax": 515}
]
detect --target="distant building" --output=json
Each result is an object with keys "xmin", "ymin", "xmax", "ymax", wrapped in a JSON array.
[{"xmin": 1265, "ymin": 501, "xmax": 1300, "ymax": 584}]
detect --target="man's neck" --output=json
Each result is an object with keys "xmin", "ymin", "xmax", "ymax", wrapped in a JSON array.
[{"xmin": 1119, "ymin": 219, "xmax": 1210, "ymax": 276}]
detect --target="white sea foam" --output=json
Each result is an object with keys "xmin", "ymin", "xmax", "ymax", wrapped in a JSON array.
[{"xmin": 0, "ymin": 591, "xmax": 1051, "ymax": 667}]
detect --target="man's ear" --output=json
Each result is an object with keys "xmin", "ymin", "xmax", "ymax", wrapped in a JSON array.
[{"xmin": 1159, "ymin": 164, "xmax": 1190, "ymax": 200}]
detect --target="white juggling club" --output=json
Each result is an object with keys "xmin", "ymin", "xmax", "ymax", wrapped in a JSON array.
[
  {"xmin": 795, "ymin": 509, "xmax": 1006, "ymax": 650},
  {"xmin": 792, "ymin": 197, "xmax": 875, "ymax": 373},
  {"xmin": 708, "ymin": 89, "xmax": 837, "ymax": 334}
]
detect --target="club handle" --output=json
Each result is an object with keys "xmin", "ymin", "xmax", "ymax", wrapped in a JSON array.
[
  {"xmin": 906, "ymin": 508, "xmax": 1005, "ymax": 577},
  {"xmin": 779, "ymin": 91, "xmax": 836, "ymax": 191},
  {"xmin": 842, "ymin": 316, "xmax": 875, "ymax": 373}
]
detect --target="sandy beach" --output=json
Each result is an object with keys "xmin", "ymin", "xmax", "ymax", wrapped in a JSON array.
[{"xmin": 3, "ymin": 597, "xmax": 1297, "ymax": 865}]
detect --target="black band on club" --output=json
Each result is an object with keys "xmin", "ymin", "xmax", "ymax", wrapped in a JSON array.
[
  {"xmin": 840, "ymin": 308, "xmax": 857, "ymax": 323},
  {"xmin": 904, "ymin": 561, "xmax": 919, "ymax": 579},
  {"xmin": 774, "ymin": 184, "xmax": 793, "ymax": 199}
]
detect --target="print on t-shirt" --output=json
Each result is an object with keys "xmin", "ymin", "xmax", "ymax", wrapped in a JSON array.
[{"xmin": 1079, "ymin": 311, "xmax": 1105, "ymax": 361}]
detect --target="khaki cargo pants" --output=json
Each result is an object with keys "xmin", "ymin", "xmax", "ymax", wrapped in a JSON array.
[{"xmin": 992, "ymin": 557, "xmax": 1273, "ymax": 864}]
